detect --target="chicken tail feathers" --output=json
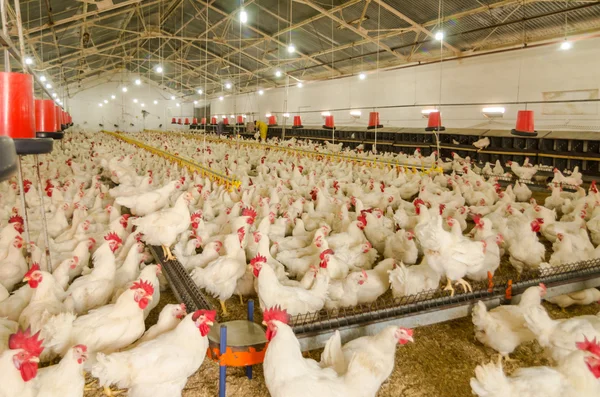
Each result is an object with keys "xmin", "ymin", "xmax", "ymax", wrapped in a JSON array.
[
  {"xmin": 471, "ymin": 300, "xmax": 489, "ymax": 330},
  {"xmin": 92, "ymin": 352, "xmax": 130, "ymax": 389},
  {"xmin": 470, "ymin": 359, "xmax": 511, "ymax": 397},
  {"xmin": 523, "ymin": 306, "xmax": 555, "ymax": 343},
  {"xmin": 41, "ymin": 311, "xmax": 76, "ymax": 356},
  {"xmin": 320, "ymin": 330, "xmax": 345, "ymax": 375}
]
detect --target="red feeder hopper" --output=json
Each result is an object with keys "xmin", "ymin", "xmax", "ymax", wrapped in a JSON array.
[
  {"xmin": 61, "ymin": 110, "xmax": 67, "ymax": 130},
  {"xmin": 236, "ymin": 115, "xmax": 244, "ymax": 125},
  {"xmin": 177, "ymin": 118, "xmax": 182, "ymax": 125},
  {"xmin": 0, "ymin": 72, "xmax": 53, "ymax": 155},
  {"xmin": 223, "ymin": 117, "xmax": 229, "ymax": 125},
  {"xmin": 201, "ymin": 118, "xmax": 207, "ymax": 125},
  {"xmin": 171, "ymin": 117, "xmax": 177, "ymax": 124},
  {"xmin": 184, "ymin": 118, "xmax": 190, "ymax": 125},
  {"xmin": 367, "ymin": 112, "xmax": 383, "ymax": 129},
  {"xmin": 292, "ymin": 115, "xmax": 303, "ymax": 129},
  {"xmin": 425, "ymin": 111, "xmax": 445, "ymax": 132},
  {"xmin": 511, "ymin": 110, "xmax": 537, "ymax": 137},
  {"xmin": 211, "ymin": 117, "xmax": 217, "ymax": 125},
  {"xmin": 35, "ymin": 99, "xmax": 62, "ymax": 140},
  {"xmin": 55, "ymin": 106, "xmax": 64, "ymax": 132},
  {"xmin": 268, "ymin": 115, "xmax": 277, "ymax": 126},
  {"xmin": 323, "ymin": 115, "xmax": 335, "ymax": 130}
]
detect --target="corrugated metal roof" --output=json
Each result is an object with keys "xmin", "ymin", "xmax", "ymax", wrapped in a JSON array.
[{"xmin": 10, "ymin": 0, "xmax": 600, "ymax": 96}]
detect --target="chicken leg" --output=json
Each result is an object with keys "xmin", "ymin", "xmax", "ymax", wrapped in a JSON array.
[
  {"xmin": 238, "ymin": 294, "xmax": 244, "ymax": 305},
  {"xmin": 103, "ymin": 386, "xmax": 125, "ymax": 396},
  {"xmin": 163, "ymin": 245, "xmax": 176, "ymax": 261},
  {"xmin": 443, "ymin": 278, "xmax": 455, "ymax": 297},
  {"xmin": 455, "ymin": 278, "xmax": 473, "ymax": 293},
  {"xmin": 220, "ymin": 300, "xmax": 229, "ymax": 317}
]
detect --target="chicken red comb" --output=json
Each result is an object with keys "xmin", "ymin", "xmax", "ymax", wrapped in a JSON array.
[
  {"xmin": 413, "ymin": 198, "xmax": 425, "ymax": 207},
  {"xmin": 8, "ymin": 215, "xmax": 23, "ymax": 224},
  {"xmin": 242, "ymin": 207, "xmax": 257, "ymax": 219},
  {"xmin": 122, "ymin": 214, "xmax": 131, "ymax": 220},
  {"xmin": 104, "ymin": 232, "xmax": 122, "ymax": 245},
  {"xmin": 24, "ymin": 263, "xmax": 40, "ymax": 279},
  {"xmin": 319, "ymin": 248, "xmax": 334, "ymax": 260},
  {"xmin": 263, "ymin": 306, "xmax": 290, "ymax": 325},
  {"xmin": 250, "ymin": 254, "xmax": 267, "ymax": 267},
  {"xmin": 539, "ymin": 283, "xmax": 547, "ymax": 294},
  {"xmin": 134, "ymin": 233, "xmax": 143, "ymax": 242},
  {"xmin": 357, "ymin": 213, "xmax": 367, "ymax": 226},
  {"xmin": 576, "ymin": 336, "xmax": 600, "ymax": 356},
  {"xmin": 192, "ymin": 309, "xmax": 217, "ymax": 323},
  {"xmin": 8, "ymin": 327, "xmax": 44, "ymax": 357},
  {"xmin": 130, "ymin": 280, "xmax": 154, "ymax": 296},
  {"xmin": 74, "ymin": 344, "xmax": 87, "ymax": 353},
  {"xmin": 361, "ymin": 269, "xmax": 368, "ymax": 279},
  {"xmin": 88, "ymin": 237, "xmax": 96, "ymax": 245},
  {"xmin": 23, "ymin": 179, "xmax": 32, "ymax": 187},
  {"xmin": 191, "ymin": 211, "xmax": 202, "ymax": 221},
  {"xmin": 473, "ymin": 215, "xmax": 483, "ymax": 226}
]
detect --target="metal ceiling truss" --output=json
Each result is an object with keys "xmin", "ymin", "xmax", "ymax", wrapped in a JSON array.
[{"xmin": 12, "ymin": 0, "xmax": 600, "ymax": 98}]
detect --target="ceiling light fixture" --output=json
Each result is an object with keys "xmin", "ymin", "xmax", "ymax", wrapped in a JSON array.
[
  {"xmin": 103, "ymin": 100, "xmax": 108, "ymax": 104},
  {"xmin": 560, "ymin": 39, "xmax": 572, "ymax": 50},
  {"xmin": 111, "ymin": 95, "xmax": 116, "ymax": 99},
  {"xmin": 358, "ymin": 73, "xmax": 366, "ymax": 80},
  {"xmin": 122, "ymin": 87, "xmax": 128, "ymax": 92},
  {"xmin": 482, "ymin": 107, "xmax": 506, "ymax": 118},
  {"xmin": 194, "ymin": 100, "xmax": 198, "ymax": 105},
  {"xmin": 283, "ymin": 113, "xmax": 290, "ymax": 118},
  {"xmin": 197, "ymin": 89, "xmax": 203, "ymax": 94},
  {"xmin": 171, "ymin": 95, "xmax": 176, "ymax": 100},
  {"xmin": 350, "ymin": 110, "xmax": 362, "ymax": 117},
  {"xmin": 321, "ymin": 111, "xmax": 331, "ymax": 117},
  {"xmin": 240, "ymin": 9, "xmax": 248, "ymax": 24},
  {"xmin": 98, "ymin": 103, "xmax": 103, "ymax": 107},
  {"xmin": 435, "ymin": 31, "xmax": 444, "ymax": 41},
  {"xmin": 176, "ymin": 103, "xmax": 180, "ymax": 107},
  {"xmin": 135, "ymin": 78, "xmax": 141, "ymax": 85},
  {"xmin": 39, "ymin": 75, "xmax": 46, "ymax": 82},
  {"xmin": 275, "ymin": 70, "xmax": 282, "ymax": 77},
  {"xmin": 141, "ymin": 103, "xmax": 145, "ymax": 107},
  {"xmin": 153, "ymin": 100, "xmax": 158, "ymax": 104},
  {"xmin": 297, "ymin": 82, "xmax": 303, "ymax": 88},
  {"xmin": 133, "ymin": 99, "xmax": 138, "ymax": 103},
  {"xmin": 258, "ymin": 90, "xmax": 264, "ymax": 95},
  {"xmin": 155, "ymin": 65, "xmax": 163, "ymax": 73},
  {"xmin": 287, "ymin": 44, "xmax": 295, "ymax": 53},
  {"xmin": 225, "ymin": 82, "xmax": 232, "ymax": 89},
  {"xmin": 46, "ymin": 83, "xmax": 52, "ymax": 89},
  {"xmin": 24, "ymin": 57, "xmax": 33, "ymax": 65},
  {"xmin": 51, "ymin": 93, "xmax": 57, "ymax": 98},
  {"xmin": 219, "ymin": 96, "xmax": 224, "ymax": 101}
]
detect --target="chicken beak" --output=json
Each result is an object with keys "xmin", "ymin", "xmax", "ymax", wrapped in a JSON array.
[
  {"xmin": 29, "ymin": 357, "xmax": 40, "ymax": 363},
  {"xmin": 147, "ymin": 295, "xmax": 153, "ymax": 301},
  {"xmin": 23, "ymin": 276, "xmax": 30, "ymax": 282},
  {"xmin": 406, "ymin": 336, "xmax": 414, "ymax": 343},
  {"xmin": 206, "ymin": 321, "xmax": 214, "ymax": 326},
  {"xmin": 262, "ymin": 320, "xmax": 267, "ymax": 326}
]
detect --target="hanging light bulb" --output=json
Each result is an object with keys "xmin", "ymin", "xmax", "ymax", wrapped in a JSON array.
[
  {"xmin": 141, "ymin": 103, "xmax": 145, "ymax": 107},
  {"xmin": 560, "ymin": 39, "xmax": 572, "ymax": 50},
  {"xmin": 103, "ymin": 100, "xmax": 108, "ymax": 104},
  {"xmin": 111, "ymin": 95, "xmax": 116, "ymax": 99},
  {"xmin": 46, "ymin": 83, "xmax": 52, "ymax": 89},
  {"xmin": 197, "ymin": 89, "xmax": 203, "ymax": 94},
  {"xmin": 358, "ymin": 73, "xmax": 366, "ymax": 80},
  {"xmin": 225, "ymin": 82, "xmax": 232, "ymax": 89},
  {"xmin": 98, "ymin": 103, "xmax": 103, "ymax": 107},
  {"xmin": 435, "ymin": 31, "xmax": 444, "ymax": 41},
  {"xmin": 240, "ymin": 9, "xmax": 248, "ymax": 24},
  {"xmin": 153, "ymin": 100, "xmax": 158, "ymax": 104},
  {"xmin": 275, "ymin": 70, "xmax": 282, "ymax": 77},
  {"xmin": 171, "ymin": 95, "xmax": 176, "ymax": 100},
  {"xmin": 258, "ymin": 90, "xmax": 264, "ymax": 95},
  {"xmin": 155, "ymin": 65, "xmax": 163, "ymax": 73},
  {"xmin": 287, "ymin": 43, "xmax": 295, "ymax": 53},
  {"xmin": 297, "ymin": 82, "xmax": 303, "ymax": 88},
  {"xmin": 25, "ymin": 57, "xmax": 33, "ymax": 65},
  {"xmin": 176, "ymin": 103, "xmax": 180, "ymax": 107},
  {"xmin": 51, "ymin": 93, "xmax": 57, "ymax": 98},
  {"xmin": 122, "ymin": 87, "xmax": 128, "ymax": 93},
  {"xmin": 133, "ymin": 99, "xmax": 138, "ymax": 103},
  {"xmin": 194, "ymin": 100, "xmax": 198, "ymax": 105},
  {"xmin": 135, "ymin": 78, "xmax": 141, "ymax": 85},
  {"xmin": 219, "ymin": 96, "xmax": 224, "ymax": 101},
  {"xmin": 39, "ymin": 75, "xmax": 46, "ymax": 82}
]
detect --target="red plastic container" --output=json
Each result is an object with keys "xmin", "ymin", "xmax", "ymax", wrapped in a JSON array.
[
  {"xmin": 292, "ymin": 115, "xmax": 303, "ymax": 129},
  {"xmin": 184, "ymin": 118, "xmax": 190, "ymax": 125},
  {"xmin": 268, "ymin": 115, "xmax": 277, "ymax": 126},
  {"xmin": 171, "ymin": 117, "xmax": 176, "ymax": 124},
  {"xmin": 223, "ymin": 117, "xmax": 229, "ymax": 125},
  {"xmin": 368, "ymin": 112, "xmax": 383, "ymax": 129},
  {"xmin": 323, "ymin": 115, "xmax": 335, "ymax": 129},
  {"xmin": 511, "ymin": 110, "xmax": 537, "ymax": 136},
  {"xmin": 211, "ymin": 117, "xmax": 217, "ymax": 125},
  {"xmin": 0, "ymin": 72, "xmax": 36, "ymax": 139},
  {"xmin": 35, "ymin": 99, "xmax": 57, "ymax": 133},
  {"xmin": 425, "ymin": 111, "xmax": 445, "ymax": 131}
]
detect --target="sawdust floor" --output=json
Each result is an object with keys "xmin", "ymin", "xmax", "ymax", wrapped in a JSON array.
[{"xmin": 84, "ymin": 291, "xmax": 600, "ymax": 397}]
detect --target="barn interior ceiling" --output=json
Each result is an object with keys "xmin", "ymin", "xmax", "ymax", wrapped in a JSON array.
[{"xmin": 4, "ymin": 0, "xmax": 600, "ymax": 99}]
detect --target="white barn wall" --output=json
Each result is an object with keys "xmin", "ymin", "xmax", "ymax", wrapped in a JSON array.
[
  {"xmin": 69, "ymin": 37, "xmax": 600, "ymax": 132},
  {"xmin": 212, "ymin": 37, "xmax": 600, "ymax": 131}
]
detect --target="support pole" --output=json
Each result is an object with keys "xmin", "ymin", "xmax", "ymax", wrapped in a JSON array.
[
  {"xmin": 219, "ymin": 325, "xmax": 227, "ymax": 397},
  {"xmin": 246, "ymin": 299, "xmax": 254, "ymax": 380}
]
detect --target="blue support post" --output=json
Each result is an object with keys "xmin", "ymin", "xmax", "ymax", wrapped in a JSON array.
[
  {"xmin": 246, "ymin": 299, "xmax": 254, "ymax": 380},
  {"xmin": 219, "ymin": 325, "xmax": 227, "ymax": 397}
]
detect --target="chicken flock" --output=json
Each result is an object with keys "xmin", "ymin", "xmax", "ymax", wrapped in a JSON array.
[{"xmin": 0, "ymin": 129, "xmax": 599, "ymax": 397}]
